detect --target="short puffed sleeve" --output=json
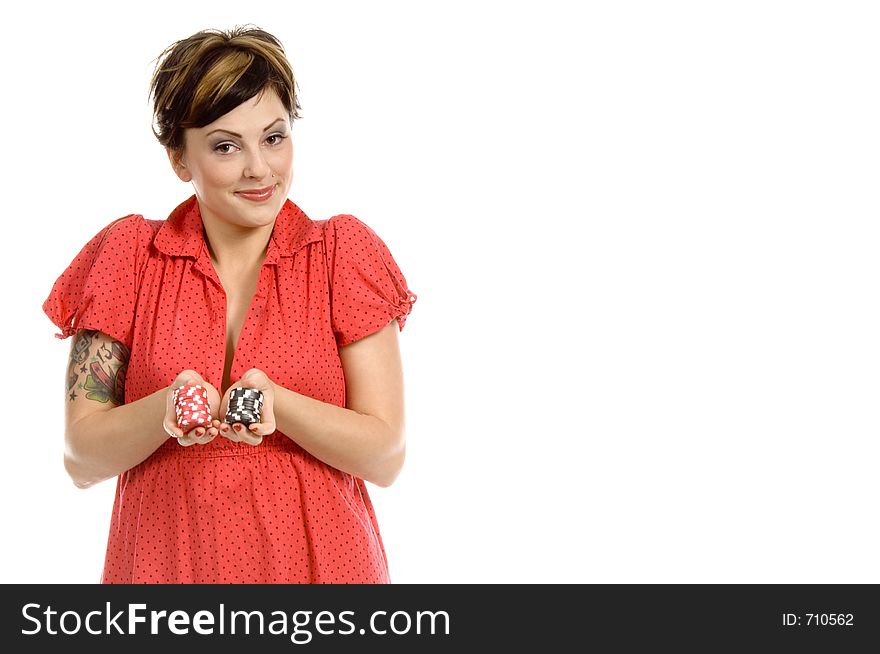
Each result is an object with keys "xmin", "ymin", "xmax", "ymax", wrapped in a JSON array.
[
  {"xmin": 42, "ymin": 214, "xmax": 152, "ymax": 349},
  {"xmin": 324, "ymin": 214, "xmax": 418, "ymax": 347}
]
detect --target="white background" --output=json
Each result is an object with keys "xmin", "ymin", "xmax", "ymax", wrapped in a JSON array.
[{"xmin": 2, "ymin": 0, "xmax": 878, "ymax": 583}]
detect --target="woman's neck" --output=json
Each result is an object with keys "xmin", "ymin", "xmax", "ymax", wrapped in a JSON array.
[{"xmin": 201, "ymin": 211, "xmax": 273, "ymax": 272}]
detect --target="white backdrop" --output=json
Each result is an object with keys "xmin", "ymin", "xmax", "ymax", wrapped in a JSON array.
[{"xmin": 2, "ymin": 0, "xmax": 878, "ymax": 583}]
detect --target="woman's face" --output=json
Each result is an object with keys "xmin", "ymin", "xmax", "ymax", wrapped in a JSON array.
[{"xmin": 169, "ymin": 87, "xmax": 293, "ymax": 231}]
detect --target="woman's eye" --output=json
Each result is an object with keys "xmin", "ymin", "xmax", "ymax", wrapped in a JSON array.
[
  {"xmin": 266, "ymin": 133, "xmax": 287, "ymax": 146},
  {"xmin": 214, "ymin": 142, "xmax": 237, "ymax": 154}
]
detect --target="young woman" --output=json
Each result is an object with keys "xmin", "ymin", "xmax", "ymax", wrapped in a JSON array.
[{"xmin": 42, "ymin": 26, "xmax": 417, "ymax": 583}]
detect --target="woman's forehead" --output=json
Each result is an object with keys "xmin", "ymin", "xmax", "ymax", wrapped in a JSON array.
[{"xmin": 196, "ymin": 89, "xmax": 288, "ymax": 135}]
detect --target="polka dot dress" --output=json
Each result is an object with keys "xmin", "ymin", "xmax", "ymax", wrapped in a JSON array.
[{"xmin": 42, "ymin": 195, "xmax": 417, "ymax": 583}]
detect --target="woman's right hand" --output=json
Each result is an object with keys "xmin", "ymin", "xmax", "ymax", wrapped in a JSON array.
[{"xmin": 163, "ymin": 370, "xmax": 222, "ymax": 446}]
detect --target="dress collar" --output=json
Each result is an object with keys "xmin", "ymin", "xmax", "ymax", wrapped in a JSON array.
[{"xmin": 153, "ymin": 194, "xmax": 324, "ymax": 263}]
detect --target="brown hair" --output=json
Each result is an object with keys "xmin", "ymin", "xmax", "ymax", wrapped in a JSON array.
[{"xmin": 149, "ymin": 25, "xmax": 301, "ymax": 150}]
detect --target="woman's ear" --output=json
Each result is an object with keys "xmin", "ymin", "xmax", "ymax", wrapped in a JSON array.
[{"xmin": 167, "ymin": 148, "xmax": 192, "ymax": 182}]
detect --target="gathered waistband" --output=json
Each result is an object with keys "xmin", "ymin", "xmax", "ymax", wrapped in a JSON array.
[{"xmin": 151, "ymin": 432, "xmax": 303, "ymax": 460}]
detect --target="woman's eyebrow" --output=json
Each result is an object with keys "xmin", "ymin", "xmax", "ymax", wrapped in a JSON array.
[{"xmin": 205, "ymin": 118, "xmax": 287, "ymax": 138}]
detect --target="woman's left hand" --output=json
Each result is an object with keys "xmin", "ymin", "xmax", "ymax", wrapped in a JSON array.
[{"xmin": 214, "ymin": 368, "xmax": 277, "ymax": 445}]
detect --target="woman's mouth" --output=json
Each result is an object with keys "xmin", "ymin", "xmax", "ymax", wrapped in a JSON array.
[{"xmin": 235, "ymin": 185, "xmax": 276, "ymax": 202}]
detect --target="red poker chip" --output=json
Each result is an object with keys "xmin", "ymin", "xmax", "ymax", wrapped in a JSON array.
[{"xmin": 173, "ymin": 383, "xmax": 212, "ymax": 430}]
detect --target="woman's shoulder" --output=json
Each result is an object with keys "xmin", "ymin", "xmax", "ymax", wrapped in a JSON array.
[
  {"xmin": 323, "ymin": 213, "xmax": 370, "ymax": 229},
  {"xmin": 321, "ymin": 213, "xmax": 387, "ymax": 246},
  {"xmin": 66, "ymin": 213, "xmax": 163, "ymax": 273},
  {"xmin": 92, "ymin": 213, "xmax": 161, "ymax": 242},
  {"xmin": 297, "ymin": 206, "xmax": 382, "ymax": 257}
]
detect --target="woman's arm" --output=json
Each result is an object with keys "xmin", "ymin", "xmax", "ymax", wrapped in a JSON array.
[
  {"xmin": 64, "ymin": 329, "xmax": 169, "ymax": 488},
  {"xmin": 271, "ymin": 319, "xmax": 407, "ymax": 487}
]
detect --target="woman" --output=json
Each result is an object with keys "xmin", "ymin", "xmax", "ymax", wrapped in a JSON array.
[{"xmin": 42, "ymin": 26, "xmax": 417, "ymax": 583}]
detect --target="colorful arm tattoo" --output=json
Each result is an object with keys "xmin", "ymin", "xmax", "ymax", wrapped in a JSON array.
[{"xmin": 66, "ymin": 330, "xmax": 130, "ymax": 405}]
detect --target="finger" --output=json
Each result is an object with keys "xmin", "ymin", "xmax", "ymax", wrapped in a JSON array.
[
  {"xmin": 192, "ymin": 427, "xmax": 215, "ymax": 445},
  {"xmin": 164, "ymin": 410, "xmax": 187, "ymax": 443},
  {"xmin": 237, "ymin": 423, "xmax": 263, "ymax": 446},
  {"xmin": 242, "ymin": 432, "xmax": 263, "ymax": 446},
  {"xmin": 175, "ymin": 426, "xmax": 205, "ymax": 445},
  {"xmin": 220, "ymin": 422, "xmax": 242, "ymax": 442},
  {"xmin": 252, "ymin": 391, "xmax": 273, "ymax": 435},
  {"xmin": 232, "ymin": 422, "xmax": 247, "ymax": 443},
  {"xmin": 176, "ymin": 370, "xmax": 203, "ymax": 385},
  {"xmin": 244, "ymin": 421, "xmax": 272, "ymax": 440},
  {"xmin": 182, "ymin": 428, "xmax": 201, "ymax": 444},
  {"xmin": 231, "ymin": 422, "xmax": 262, "ymax": 445},
  {"xmin": 231, "ymin": 423, "xmax": 250, "ymax": 438}
]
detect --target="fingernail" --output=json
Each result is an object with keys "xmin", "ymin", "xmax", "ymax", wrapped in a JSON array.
[{"xmin": 234, "ymin": 424, "xmax": 242, "ymax": 431}]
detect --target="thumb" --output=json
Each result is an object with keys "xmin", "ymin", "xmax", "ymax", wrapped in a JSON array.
[{"xmin": 174, "ymin": 369, "xmax": 204, "ymax": 387}]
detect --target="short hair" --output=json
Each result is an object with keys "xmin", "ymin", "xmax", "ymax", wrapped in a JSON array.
[{"xmin": 149, "ymin": 25, "xmax": 301, "ymax": 150}]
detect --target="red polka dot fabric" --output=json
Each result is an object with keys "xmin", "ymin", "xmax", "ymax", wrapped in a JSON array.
[{"xmin": 42, "ymin": 195, "xmax": 417, "ymax": 583}]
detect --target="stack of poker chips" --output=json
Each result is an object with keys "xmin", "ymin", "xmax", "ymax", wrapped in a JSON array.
[
  {"xmin": 225, "ymin": 387, "xmax": 264, "ymax": 427},
  {"xmin": 172, "ymin": 383, "xmax": 212, "ymax": 431}
]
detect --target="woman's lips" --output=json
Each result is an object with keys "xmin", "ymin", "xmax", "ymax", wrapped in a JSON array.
[{"xmin": 235, "ymin": 185, "xmax": 276, "ymax": 202}]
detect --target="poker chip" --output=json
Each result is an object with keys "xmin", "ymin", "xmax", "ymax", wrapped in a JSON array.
[
  {"xmin": 172, "ymin": 383, "xmax": 212, "ymax": 432},
  {"xmin": 225, "ymin": 387, "xmax": 264, "ymax": 426}
]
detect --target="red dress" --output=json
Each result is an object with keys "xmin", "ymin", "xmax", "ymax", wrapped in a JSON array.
[{"xmin": 42, "ymin": 195, "xmax": 417, "ymax": 583}]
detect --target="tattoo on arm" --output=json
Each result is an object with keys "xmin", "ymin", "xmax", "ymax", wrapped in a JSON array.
[{"xmin": 66, "ymin": 330, "xmax": 130, "ymax": 405}]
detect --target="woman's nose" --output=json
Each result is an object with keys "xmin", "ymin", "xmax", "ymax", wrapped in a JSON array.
[{"xmin": 243, "ymin": 148, "xmax": 270, "ymax": 179}]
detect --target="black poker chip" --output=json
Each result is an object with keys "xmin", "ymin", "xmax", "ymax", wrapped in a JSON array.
[
  {"xmin": 225, "ymin": 387, "xmax": 264, "ymax": 426},
  {"xmin": 226, "ymin": 414, "xmax": 259, "ymax": 426}
]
